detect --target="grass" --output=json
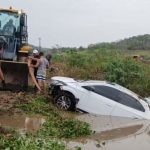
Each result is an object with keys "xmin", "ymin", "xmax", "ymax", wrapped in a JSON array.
[
  {"xmin": 0, "ymin": 134, "xmax": 66, "ymax": 150},
  {"xmin": 0, "ymin": 96, "xmax": 92, "ymax": 149},
  {"xmin": 18, "ymin": 96, "xmax": 92, "ymax": 139},
  {"xmin": 52, "ymin": 48, "xmax": 150, "ymax": 96},
  {"xmin": 0, "ymin": 96, "xmax": 92, "ymax": 150},
  {"xmin": 38, "ymin": 118, "xmax": 91, "ymax": 139}
]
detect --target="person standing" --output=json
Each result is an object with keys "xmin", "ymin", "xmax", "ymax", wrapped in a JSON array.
[
  {"xmin": 30, "ymin": 52, "xmax": 49, "ymax": 93},
  {"xmin": 32, "ymin": 49, "xmax": 40, "ymax": 78},
  {"xmin": 46, "ymin": 53, "xmax": 52, "ymax": 65},
  {"xmin": 36, "ymin": 52, "xmax": 49, "ymax": 93}
]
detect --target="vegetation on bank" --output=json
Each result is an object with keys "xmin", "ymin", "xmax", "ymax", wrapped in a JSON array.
[
  {"xmin": 53, "ymin": 48, "xmax": 150, "ymax": 96},
  {"xmin": 0, "ymin": 134, "xmax": 66, "ymax": 150},
  {"xmin": 19, "ymin": 96, "xmax": 92, "ymax": 138},
  {"xmin": 0, "ymin": 96, "xmax": 92, "ymax": 149}
]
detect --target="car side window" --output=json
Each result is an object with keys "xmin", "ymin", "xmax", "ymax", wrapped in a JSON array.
[
  {"xmin": 83, "ymin": 85, "xmax": 120, "ymax": 102},
  {"xmin": 118, "ymin": 92, "xmax": 145, "ymax": 112},
  {"xmin": 83, "ymin": 85, "xmax": 145, "ymax": 112}
]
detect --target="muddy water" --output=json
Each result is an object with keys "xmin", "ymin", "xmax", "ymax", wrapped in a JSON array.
[
  {"xmin": 67, "ymin": 114, "xmax": 150, "ymax": 150},
  {"xmin": 0, "ymin": 115, "xmax": 45, "ymax": 133},
  {"xmin": 1, "ymin": 113, "xmax": 150, "ymax": 150}
]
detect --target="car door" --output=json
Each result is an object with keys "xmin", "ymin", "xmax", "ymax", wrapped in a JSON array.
[{"xmin": 77, "ymin": 85, "xmax": 117, "ymax": 115}]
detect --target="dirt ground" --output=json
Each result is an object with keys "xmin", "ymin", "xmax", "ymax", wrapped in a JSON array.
[
  {"xmin": 0, "ymin": 64, "xmax": 61, "ymax": 115},
  {"xmin": 0, "ymin": 91, "xmax": 38, "ymax": 115}
]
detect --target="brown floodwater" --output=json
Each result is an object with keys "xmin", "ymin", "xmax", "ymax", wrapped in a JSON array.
[
  {"xmin": 67, "ymin": 114, "xmax": 150, "ymax": 150},
  {"xmin": 0, "ymin": 115, "xmax": 45, "ymax": 133},
  {"xmin": 1, "ymin": 113, "xmax": 150, "ymax": 150}
]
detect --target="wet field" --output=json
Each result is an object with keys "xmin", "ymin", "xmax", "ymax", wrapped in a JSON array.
[{"xmin": 0, "ymin": 113, "xmax": 150, "ymax": 150}]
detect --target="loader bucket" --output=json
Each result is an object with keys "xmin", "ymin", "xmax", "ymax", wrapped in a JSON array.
[{"xmin": 0, "ymin": 60, "xmax": 28, "ymax": 91}]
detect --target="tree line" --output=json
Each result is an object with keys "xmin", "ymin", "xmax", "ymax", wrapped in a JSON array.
[{"xmin": 88, "ymin": 34, "xmax": 150, "ymax": 50}]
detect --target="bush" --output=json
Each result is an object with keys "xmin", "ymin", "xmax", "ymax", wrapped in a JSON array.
[
  {"xmin": 102, "ymin": 57, "xmax": 150, "ymax": 96},
  {"xmin": 52, "ymin": 48, "xmax": 150, "ymax": 96}
]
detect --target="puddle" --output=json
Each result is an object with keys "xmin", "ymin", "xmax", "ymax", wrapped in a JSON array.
[
  {"xmin": 67, "ymin": 114, "xmax": 150, "ymax": 150},
  {"xmin": 0, "ymin": 115, "xmax": 45, "ymax": 133}
]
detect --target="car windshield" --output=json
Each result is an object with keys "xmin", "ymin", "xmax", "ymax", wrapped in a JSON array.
[{"xmin": 0, "ymin": 11, "xmax": 20, "ymax": 36}]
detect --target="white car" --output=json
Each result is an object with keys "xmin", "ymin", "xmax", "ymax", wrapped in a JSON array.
[{"xmin": 49, "ymin": 76, "xmax": 150, "ymax": 119}]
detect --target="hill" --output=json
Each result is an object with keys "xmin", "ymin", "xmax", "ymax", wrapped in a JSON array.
[{"xmin": 88, "ymin": 34, "xmax": 150, "ymax": 50}]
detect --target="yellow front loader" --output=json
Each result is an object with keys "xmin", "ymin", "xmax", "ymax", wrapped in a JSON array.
[{"xmin": 0, "ymin": 7, "xmax": 32, "ymax": 91}]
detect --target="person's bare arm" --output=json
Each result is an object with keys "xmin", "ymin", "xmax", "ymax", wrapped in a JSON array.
[{"xmin": 0, "ymin": 67, "xmax": 4, "ymax": 81}]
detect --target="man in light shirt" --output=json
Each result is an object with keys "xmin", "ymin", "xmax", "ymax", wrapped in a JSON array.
[{"xmin": 30, "ymin": 52, "xmax": 49, "ymax": 93}]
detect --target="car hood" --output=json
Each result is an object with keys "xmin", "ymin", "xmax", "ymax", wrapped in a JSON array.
[
  {"xmin": 51, "ymin": 76, "xmax": 77, "ymax": 83},
  {"xmin": 51, "ymin": 76, "xmax": 106, "ymax": 84},
  {"xmin": 51, "ymin": 76, "xmax": 112, "ymax": 87}
]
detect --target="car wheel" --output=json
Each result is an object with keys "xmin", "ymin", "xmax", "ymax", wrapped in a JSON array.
[{"xmin": 54, "ymin": 92, "xmax": 76, "ymax": 111}]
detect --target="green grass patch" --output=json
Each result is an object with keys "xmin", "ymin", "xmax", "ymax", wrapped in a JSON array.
[
  {"xmin": 38, "ymin": 118, "xmax": 91, "ymax": 139},
  {"xmin": 17, "ymin": 96, "xmax": 92, "ymax": 139},
  {"xmin": 17, "ymin": 96, "xmax": 51, "ymax": 116},
  {"xmin": 53, "ymin": 48, "xmax": 150, "ymax": 96},
  {"xmin": 0, "ymin": 134, "xmax": 67, "ymax": 150},
  {"xmin": 0, "ymin": 96, "xmax": 92, "ymax": 149}
]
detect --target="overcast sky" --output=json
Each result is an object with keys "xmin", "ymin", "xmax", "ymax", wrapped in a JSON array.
[{"xmin": 1, "ymin": 0, "xmax": 150, "ymax": 48}]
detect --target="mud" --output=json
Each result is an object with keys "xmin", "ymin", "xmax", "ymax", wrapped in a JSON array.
[
  {"xmin": 0, "ymin": 115, "xmax": 45, "ymax": 133},
  {"xmin": 0, "ymin": 91, "xmax": 39, "ymax": 115},
  {"xmin": 0, "ymin": 91, "xmax": 19, "ymax": 112},
  {"xmin": 0, "ymin": 91, "xmax": 46, "ymax": 133}
]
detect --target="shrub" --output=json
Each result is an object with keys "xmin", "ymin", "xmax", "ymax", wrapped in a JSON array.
[{"xmin": 102, "ymin": 57, "xmax": 150, "ymax": 96}]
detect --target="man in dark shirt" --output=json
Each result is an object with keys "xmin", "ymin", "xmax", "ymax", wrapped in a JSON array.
[{"xmin": 46, "ymin": 53, "xmax": 52, "ymax": 65}]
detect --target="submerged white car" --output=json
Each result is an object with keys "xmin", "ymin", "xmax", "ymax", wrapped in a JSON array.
[{"xmin": 49, "ymin": 76, "xmax": 150, "ymax": 119}]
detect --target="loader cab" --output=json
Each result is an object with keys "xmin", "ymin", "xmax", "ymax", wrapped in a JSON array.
[{"xmin": 0, "ymin": 8, "xmax": 28, "ymax": 60}]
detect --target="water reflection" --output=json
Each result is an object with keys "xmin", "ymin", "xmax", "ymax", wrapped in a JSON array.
[
  {"xmin": 0, "ymin": 115, "xmax": 45, "ymax": 133},
  {"xmin": 68, "ymin": 114, "xmax": 150, "ymax": 150}
]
